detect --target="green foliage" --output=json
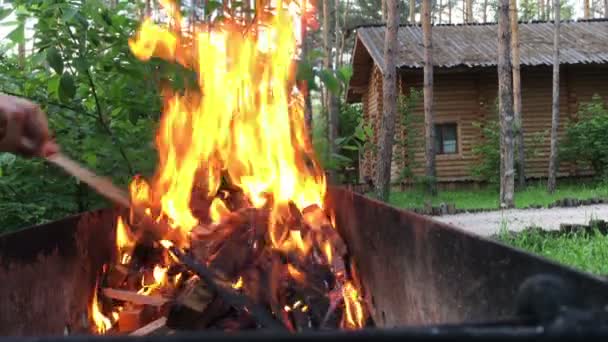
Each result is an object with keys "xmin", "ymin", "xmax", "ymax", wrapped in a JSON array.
[
  {"xmin": 389, "ymin": 179, "xmax": 608, "ymax": 210},
  {"xmin": 471, "ymin": 101, "xmax": 546, "ymax": 183},
  {"xmin": 561, "ymin": 95, "xmax": 608, "ymax": 177},
  {"xmin": 498, "ymin": 227, "xmax": 608, "ymax": 276},
  {"xmin": 0, "ymin": 0, "xmax": 165, "ymax": 233},
  {"xmin": 313, "ymin": 100, "xmax": 372, "ymax": 184},
  {"xmin": 471, "ymin": 119, "xmax": 501, "ymax": 183},
  {"xmin": 394, "ymin": 88, "xmax": 422, "ymax": 182}
]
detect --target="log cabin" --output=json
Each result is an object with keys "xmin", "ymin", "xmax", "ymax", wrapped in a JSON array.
[{"xmin": 346, "ymin": 19, "xmax": 608, "ymax": 186}]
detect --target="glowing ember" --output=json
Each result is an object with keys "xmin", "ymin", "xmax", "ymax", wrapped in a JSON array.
[{"xmin": 232, "ymin": 276, "xmax": 244, "ymax": 290}]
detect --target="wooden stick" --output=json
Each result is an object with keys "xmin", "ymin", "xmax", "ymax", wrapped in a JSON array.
[
  {"xmin": 129, "ymin": 317, "xmax": 168, "ymax": 336},
  {"xmin": 102, "ymin": 288, "xmax": 169, "ymax": 307},
  {"xmin": 46, "ymin": 152, "xmax": 131, "ymax": 208}
]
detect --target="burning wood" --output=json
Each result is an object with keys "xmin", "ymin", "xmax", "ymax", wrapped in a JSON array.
[{"xmin": 86, "ymin": 0, "xmax": 370, "ymax": 335}]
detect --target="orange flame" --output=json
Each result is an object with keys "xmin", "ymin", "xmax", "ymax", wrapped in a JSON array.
[
  {"xmin": 90, "ymin": 284, "xmax": 112, "ymax": 334},
  {"xmin": 342, "ymin": 281, "xmax": 365, "ymax": 329},
  {"xmin": 96, "ymin": 0, "xmax": 367, "ymax": 333},
  {"xmin": 127, "ymin": 0, "xmax": 325, "ymax": 251}
]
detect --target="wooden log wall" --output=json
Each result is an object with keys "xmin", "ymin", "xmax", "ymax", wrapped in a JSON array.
[{"xmin": 359, "ymin": 64, "xmax": 608, "ymax": 183}]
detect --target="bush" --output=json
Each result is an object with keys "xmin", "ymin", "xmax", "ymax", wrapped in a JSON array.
[
  {"xmin": 471, "ymin": 101, "xmax": 545, "ymax": 184},
  {"xmin": 561, "ymin": 95, "xmax": 608, "ymax": 177}
]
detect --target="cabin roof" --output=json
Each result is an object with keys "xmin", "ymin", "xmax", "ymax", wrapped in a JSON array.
[{"xmin": 347, "ymin": 19, "xmax": 608, "ymax": 102}]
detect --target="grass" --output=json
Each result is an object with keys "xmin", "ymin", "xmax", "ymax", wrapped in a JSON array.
[
  {"xmin": 389, "ymin": 180, "xmax": 608, "ymax": 210},
  {"xmin": 497, "ymin": 228, "xmax": 608, "ymax": 276}
]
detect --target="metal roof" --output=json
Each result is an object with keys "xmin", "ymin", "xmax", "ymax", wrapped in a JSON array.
[{"xmin": 356, "ymin": 20, "xmax": 608, "ymax": 72}]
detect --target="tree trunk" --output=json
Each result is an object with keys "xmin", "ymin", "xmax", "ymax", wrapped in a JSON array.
[
  {"xmin": 338, "ymin": 0, "xmax": 351, "ymax": 68},
  {"xmin": 547, "ymin": 0, "xmax": 560, "ymax": 193},
  {"xmin": 410, "ymin": 0, "xmax": 416, "ymax": 23},
  {"xmin": 466, "ymin": 0, "xmax": 474, "ymax": 22},
  {"xmin": 604, "ymin": 0, "xmax": 608, "ymax": 18},
  {"xmin": 422, "ymin": 0, "xmax": 437, "ymax": 195},
  {"xmin": 145, "ymin": 0, "xmax": 152, "ymax": 17},
  {"xmin": 584, "ymin": 0, "xmax": 591, "ymax": 18},
  {"xmin": 375, "ymin": 0, "xmax": 400, "ymax": 201},
  {"xmin": 383, "ymin": 0, "xmax": 388, "ymax": 21},
  {"xmin": 510, "ymin": 0, "xmax": 526, "ymax": 188},
  {"xmin": 462, "ymin": 0, "xmax": 466, "ymax": 22},
  {"xmin": 498, "ymin": 0, "xmax": 515, "ymax": 208},
  {"xmin": 18, "ymin": 41, "xmax": 25, "ymax": 69},
  {"xmin": 323, "ymin": 0, "xmax": 340, "ymax": 183},
  {"xmin": 483, "ymin": 0, "xmax": 488, "ymax": 22},
  {"xmin": 449, "ymin": 0, "xmax": 453, "ymax": 23},
  {"xmin": 439, "ymin": 0, "xmax": 443, "ymax": 23},
  {"xmin": 538, "ymin": 0, "xmax": 545, "ymax": 19},
  {"xmin": 546, "ymin": 0, "xmax": 551, "ymax": 20},
  {"xmin": 300, "ymin": 0, "xmax": 313, "ymax": 141}
]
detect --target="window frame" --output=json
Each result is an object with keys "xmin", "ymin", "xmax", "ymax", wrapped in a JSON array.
[{"xmin": 434, "ymin": 122, "xmax": 459, "ymax": 155}]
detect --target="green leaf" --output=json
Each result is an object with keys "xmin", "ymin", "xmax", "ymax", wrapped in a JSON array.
[
  {"xmin": 58, "ymin": 73, "xmax": 76, "ymax": 103},
  {"xmin": 61, "ymin": 7, "xmax": 78, "ymax": 22},
  {"xmin": 336, "ymin": 65, "xmax": 353, "ymax": 84},
  {"xmin": 205, "ymin": 1, "xmax": 223, "ymax": 13},
  {"xmin": 296, "ymin": 60, "xmax": 314, "ymax": 84},
  {"xmin": 307, "ymin": 49, "xmax": 324, "ymax": 61},
  {"xmin": 30, "ymin": 50, "xmax": 47, "ymax": 66},
  {"xmin": 46, "ymin": 47, "xmax": 63, "ymax": 74},
  {"xmin": 73, "ymin": 56, "xmax": 89, "ymax": 73},
  {"xmin": 47, "ymin": 74, "xmax": 60, "ymax": 97},
  {"xmin": 318, "ymin": 69, "xmax": 340, "ymax": 94},
  {"xmin": 0, "ymin": 8, "xmax": 13, "ymax": 21},
  {"xmin": 6, "ymin": 23, "xmax": 24, "ymax": 44}
]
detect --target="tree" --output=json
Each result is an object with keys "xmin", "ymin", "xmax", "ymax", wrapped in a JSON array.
[
  {"xmin": 547, "ymin": 0, "xmax": 560, "ymax": 193},
  {"xmin": 448, "ymin": 0, "xmax": 453, "ymax": 23},
  {"xmin": 510, "ymin": 0, "xmax": 525, "ymax": 188},
  {"xmin": 605, "ymin": 0, "xmax": 608, "ymax": 18},
  {"xmin": 497, "ymin": 0, "xmax": 515, "ymax": 208},
  {"xmin": 483, "ymin": 0, "xmax": 489, "ymax": 22},
  {"xmin": 466, "ymin": 0, "xmax": 474, "ymax": 22},
  {"xmin": 410, "ymin": 0, "xmax": 416, "ymax": 23},
  {"xmin": 538, "ymin": 0, "xmax": 545, "ymax": 19},
  {"xmin": 584, "ymin": 0, "xmax": 590, "ymax": 18},
  {"xmin": 422, "ymin": 0, "xmax": 437, "ymax": 195},
  {"xmin": 375, "ymin": 0, "xmax": 400, "ymax": 201},
  {"xmin": 322, "ymin": 0, "xmax": 340, "ymax": 183}
]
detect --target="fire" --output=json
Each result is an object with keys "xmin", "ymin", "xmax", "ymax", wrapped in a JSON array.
[
  {"xmin": 90, "ymin": 283, "xmax": 112, "ymax": 334},
  {"xmin": 92, "ymin": 0, "xmax": 367, "ymax": 334},
  {"xmin": 127, "ymin": 0, "xmax": 326, "ymax": 247},
  {"xmin": 116, "ymin": 217, "xmax": 134, "ymax": 265},
  {"xmin": 232, "ymin": 276, "xmax": 244, "ymax": 290},
  {"xmin": 342, "ymin": 281, "xmax": 365, "ymax": 329}
]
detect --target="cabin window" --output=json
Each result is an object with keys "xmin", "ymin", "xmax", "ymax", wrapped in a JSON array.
[{"xmin": 435, "ymin": 123, "xmax": 458, "ymax": 155}]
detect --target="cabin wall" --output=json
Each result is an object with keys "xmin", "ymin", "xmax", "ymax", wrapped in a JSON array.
[{"xmin": 358, "ymin": 64, "xmax": 608, "ymax": 183}]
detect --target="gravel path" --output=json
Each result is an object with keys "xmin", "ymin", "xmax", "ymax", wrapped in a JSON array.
[{"xmin": 432, "ymin": 204, "xmax": 608, "ymax": 236}]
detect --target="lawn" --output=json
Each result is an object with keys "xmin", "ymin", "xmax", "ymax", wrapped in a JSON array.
[
  {"xmin": 389, "ymin": 180, "xmax": 608, "ymax": 210},
  {"xmin": 497, "ymin": 229, "xmax": 608, "ymax": 276}
]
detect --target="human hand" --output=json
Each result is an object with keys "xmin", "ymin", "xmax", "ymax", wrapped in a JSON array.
[{"xmin": 0, "ymin": 93, "xmax": 58, "ymax": 157}]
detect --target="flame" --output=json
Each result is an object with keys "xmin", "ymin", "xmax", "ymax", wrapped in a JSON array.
[
  {"xmin": 232, "ymin": 276, "xmax": 244, "ymax": 289},
  {"xmin": 95, "ymin": 0, "xmax": 367, "ymax": 333},
  {"xmin": 210, "ymin": 198, "xmax": 230, "ymax": 223},
  {"xmin": 90, "ymin": 284, "xmax": 112, "ymax": 334},
  {"xmin": 287, "ymin": 264, "xmax": 305, "ymax": 283},
  {"xmin": 342, "ymin": 281, "xmax": 365, "ymax": 329},
  {"xmin": 127, "ymin": 0, "xmax": 325, "ymax": 251},
  {"xmin": 116, "ymin": 217, "xmax": 135, "ymax": 264},
  {"xmin": 160, "ymin": 239, "xmax": 174, "ymax": 249}
]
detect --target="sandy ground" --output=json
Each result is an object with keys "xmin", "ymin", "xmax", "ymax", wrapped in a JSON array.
[{"xmin": 432, "ymin": 204, "xmax": 608, "ymax": 236}]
